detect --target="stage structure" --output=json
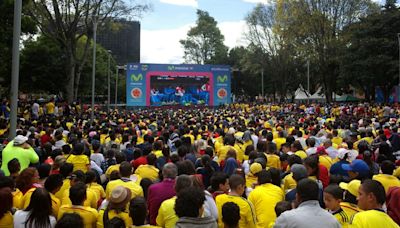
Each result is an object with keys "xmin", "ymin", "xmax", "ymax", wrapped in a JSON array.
[{"xmin": 126, "ymin": 64, "xmax": 231, "ymax": 106}]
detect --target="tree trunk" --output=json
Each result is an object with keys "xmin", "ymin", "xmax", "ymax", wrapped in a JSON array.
[{"xmin": 65, "ymin": 54, "xmax": 76, "ymax": 103}]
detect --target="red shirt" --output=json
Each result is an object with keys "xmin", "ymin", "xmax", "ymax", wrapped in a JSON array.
[
  {"xmin": 40, "ymin": 134, "xmax": 51, "ymax": 146},
  {"xmin": 319, "ymin": 164, "xmax": 330, "ymax": 189}
]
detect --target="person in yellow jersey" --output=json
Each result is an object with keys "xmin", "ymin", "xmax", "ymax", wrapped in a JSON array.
[
  {"xmin": 135, "ymin": 154, "xmax": 159, "ymax": 182},
  {"xmin": 156, "ymin": 174, "xmax": 193, "ymax": 228},
  {"xmin": 373, "ymin": 160, "xmax": 400, "ymax": 193},
  {"xmin": 217, "ymin": 135, "xmax": 237, "ymax": 163},
  {"xmin": 104, "ymin": 151, "xmax": 126, "ymax": 179},
  {"xmin": 216, "ymin": 174, "xmax": 256, "ymax": 228},
  {"xmin": 130, "ymin": 196, "xmax": 159, "ymax": 228},
  {"xmin": 106, "ymin": 162, "xmax": 143, "ymax": 200},
  {"xmin": 61, "ymin": 170, "xmax": 98, "ymax": 209},
  {"xmin": 273, "ymin": 131, "xmax": 286, "ymax": 151},
  {"xmin": 324, "ymin": 184, "xmax": 350, "ymax": 227},
  {"xmin": 86, "ymin": 170, "xmax": 106, "ymax": 202},
  {"xmin": 58, "ymin": 182, "xmax": 98, "ymax": 228},
  {"xmin": 246, "ymin": 163, "xmax": 262, "ymax": 190},
  {"xmin": 55, "ymin": 163, "xmax": 73, "ymax": 201},
  {"xmin": 66, "ymin": 143, "xmax": 90, "ymax": 172},
  {"xmin": 339, "ymin": 180, "xmax": 363, "ymax": 219},
  {"xmin": 291, "ymin": 141, "xmax": 307, "ymax": 160},
  {"xmin": 97, "ymin": 186, "xmax": 132, "ymax": 228},
  {"xmin": 248, "ymin": 169, "xmax": 284, "ymax": 228},
  {"xmin": 43, "ymin": 174, "xmax": 63, "ymax": 217},
  {"xmin": 0, "ymin": 187, "xmax": 13, "ymax": 228},
  {"xmin": 152, "ymin": 140, "xmax": 164, "ymax": 158},
  {"xmin": 349, "ymin": 179, "xmax": 399, "ymax": 228},
  {"xmin": 45, "ymin": 98, "xmax": 55, "ymax": 115},
  {"xmin": 316, "ymin": 146, "xmax": 334, "ymax": 170},
  {"xmin": 266, "ymin": 143, "xmax": 281, "ymax": 169}
]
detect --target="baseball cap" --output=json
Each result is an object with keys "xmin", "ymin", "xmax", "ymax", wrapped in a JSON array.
[
  {"xmin": 13, "ymin": 135, "xmax": 28, "ymax": 146},
  {"xmin": 339, "ymin": 180, "xmax": 361, "ymax": 197},
  {"xmin": 342, "ymin": 159, "xmax": 369, "ymax": 176},
  {"xmin": 291, "ymin": 164, "xmax": 308, "ymax": 181},
  {"xmin": 250, "ymin": 163, "xmax": 262, "ymax": 175}
]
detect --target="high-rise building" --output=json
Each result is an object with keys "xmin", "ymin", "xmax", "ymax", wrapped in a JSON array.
[{"xmin": 97, "ymin": 19, "xmax": 140, "ymax": 65}]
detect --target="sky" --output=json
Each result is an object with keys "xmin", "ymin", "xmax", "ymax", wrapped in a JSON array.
[
  {"xmin": 139, "ymin": 0, "xmax": 383, "ymax": 64},
  {"xmin": 140, "ymin": 0, "xmax": 272, "ymax": 64}
]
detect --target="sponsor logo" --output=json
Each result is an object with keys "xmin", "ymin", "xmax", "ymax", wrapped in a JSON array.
[
  {"xmin": 217, "ymin": 75, "xmax": 228, "ymax": 83},
  {"xmin": 131, "ymin": 88, "xmax": 142, "ymax": 99},
  {"xmin": 217, "ymin": 88, "xmax": 228, "ymax": 99},
  {"xmin": 131, "ymin": 73, "xmax": 143, "ymax": 82},
  {"xmin": 141, "ymin": 65, "xmax": 148, "ymax": 71}
]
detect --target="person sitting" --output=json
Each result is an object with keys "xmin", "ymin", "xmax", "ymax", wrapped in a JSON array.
[
  {"xmin": 323, "ymin": 184, "xmax": 349, "ymax": 226},
  {"xmin": 221, "ymin": 202, "xmax": 240, "ymax": 228},
  {"xmin": 174, "ymin": 186, "xmax": 217, "ymax": 228},
  {"xmin": 60, "ymin": 170, "xmax": 98, "ymax": 209},
  {"xmin": 55, "ymin": 213, "xmax": 83, "ymax": 228},
  {"xmin": 216, "ymin": 174, "xmax": 256, "ymax": 228},
  {"xmin": 0, "ymin": 187, "xmax": 13, "ymax": 227},
  {"xmin": 350, "ymin": 179, "xmax": 399, "ymax": 227},
  {"xmin": 106, "ymin": 161, "xmax": 143, "ymax": 200},
  {"xmin": 156, "ymin": 174, "xmax": 193, "ymax": 228},
  {"xmin": 66, "ymin": 143, "xmax": 90, "ymax": 172},
  {"xmin": 97, "ymin": 186, "xmax": 132, "ymax": 227},
  {"xmin": 135, "ymin": 154, "xmax": 159, "ymax": 182},
  {"xmin": 14, "ymin": 188, "xmax": 56, "ymax": 228},
  {"xmin": 58, "ymin": 182, "xmax": 98, "ymax": 228},
  {"xmin": 372, "ymin": 160, "xmax": 400, "ymax": 193},
  {"xmin": 274, "ymin": 178, "xmax": 340, "ymax": 228}
]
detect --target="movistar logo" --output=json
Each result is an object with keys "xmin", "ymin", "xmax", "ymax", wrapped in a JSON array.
[
  {"xmin": 131, "ymin": 73, "xmax": 143, "ymax": 82},
  {"xmin": 168, "ymin": 66, "xmax": 175, "ymax": 71},
  {"xmin": 217, "ymin": 75, "xmax": 228, "ymax": 83}
]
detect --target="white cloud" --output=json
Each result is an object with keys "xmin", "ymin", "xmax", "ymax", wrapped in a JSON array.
[
  {"xmin": 141, "ymin": 21, "xmax": 248, "ymax": 64},
  {"xmin": 159, "ymin": 0, "xmax": 198, "ymax": 7}
]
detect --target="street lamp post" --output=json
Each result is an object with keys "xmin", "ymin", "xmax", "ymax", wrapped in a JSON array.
[
  {"xmin": 9, "ymin": 0, "xmax": 22, "ymax": 140},
  {"xmin": 398, "ymin": 33, "xmax": 400, "ymax": 87},
  {"xmin": 107, "ymin": 50, "xmax": 111, "ymax": 111},
  {"xmin": 261, "ymin": 68, "xmax": 264, "ymax": 98},
  {"xmin": 115, "ymin": 66, "xmax": 118, "ymax": 110},
  {"xmin": 90, "ymin": 16, "xmax": 98, "ymax": 123}
]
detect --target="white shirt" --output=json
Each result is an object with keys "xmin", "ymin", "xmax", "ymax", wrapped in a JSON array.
[
  {"xmin": 90, "ymin": 153, "xmax": 105, "ymax": 167},
  {"xmin": 14, "ymin": 210, "xmax": 56, "ymax": 228},
  {"xmin": 306, "ymin": 147, "xmax": 317, "ymax": 156}
]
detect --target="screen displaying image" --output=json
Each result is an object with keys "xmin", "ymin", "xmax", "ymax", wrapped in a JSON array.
[{"xmin": 150, "ymin": 74, "xmax": 211, "ymax": 106}]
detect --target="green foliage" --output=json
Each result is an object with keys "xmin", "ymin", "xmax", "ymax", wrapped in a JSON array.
[
  {"xmin": 180, "ymin": 10, "xmax": 228, "ymax": 64},
  {"xmin": 340, "ymin": 3, "xmax": 400, "ymax": 101},
  {"xmin": 20, "ymin": 35, "xmax": 116, "ymax": 99},
  {"xmin": 0, "ymin": 0, "xmax": 36, "ymax": 96}
]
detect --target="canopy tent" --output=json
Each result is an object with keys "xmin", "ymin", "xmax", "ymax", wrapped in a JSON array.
[
  {"xmin": 335, "ymin": 94, "xmax": 360, "ymax": 102},
  {"xmin": 294, "ymin": 85, "xmax": 311, "ymax": 101},
  {"xmin": 308, "ymin": 87, "xmax": 325, "ymax": 100}
]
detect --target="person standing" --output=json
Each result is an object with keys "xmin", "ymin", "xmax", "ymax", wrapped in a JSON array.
[{"xmin": 274, "ymin": 178, "xmax": 340, "ymax": 228}]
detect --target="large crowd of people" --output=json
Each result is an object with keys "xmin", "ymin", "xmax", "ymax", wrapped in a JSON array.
[{"xmin": 0, "ymin": 100, "xmax": 400, "ymax": 228}]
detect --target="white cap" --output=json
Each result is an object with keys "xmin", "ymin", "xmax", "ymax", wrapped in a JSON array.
[{"xmin": 13, "ymin": 135, "xmax": 28, "ymax": 146}]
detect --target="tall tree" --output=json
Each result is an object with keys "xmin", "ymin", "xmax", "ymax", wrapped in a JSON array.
[
  {"xmin": 245, "ymin": 2, "xmax": 300, "ymax": 100},
  {"xmin": 340, "ymin": 1, "xmax": 400, "ymax": 102},
  {"xmin": 28, "ymin": 0, "xmax": 149, "ymax": 102},
  {"xmin": 0, "ymin": 0, "xmax": 36, "ymax": 96},
  {"xmin": 275, "ymin": 0, "xmax": 378, "ymax": 101},
  {"xmin": 180, "ymin": 10, "xmax": 228, "ymax": 64}
]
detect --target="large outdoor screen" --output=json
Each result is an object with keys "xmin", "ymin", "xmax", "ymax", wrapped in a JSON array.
[
  {"xmin": 150, "ymin": 74, "xmax": 211, "ymax": 106},
  {"xmin": 126, "ymin": 64, "xmax": 231, "ymax": 107}
]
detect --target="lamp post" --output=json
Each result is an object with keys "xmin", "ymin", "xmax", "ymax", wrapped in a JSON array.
[
  {"xmin": 114, "ymin": 65, "xmax": 126, "ymax": 110},
  {"xmin": 90, "ymin": 16, "xmax": 98, "ymax": 123},
  {"xmin": 261, "ymin": 68, "xmax": 264, "ymax": 98},
  {"xmin": 107, "ymin": 50, "xmax": 112, "ymax": 111},
  {"xmin": 397, "ymin": 33, "xmax": 400, "ymax": 87},
  {"xmin": 9, "ymin": 0, "xmax": 22, "ymax": 140}
]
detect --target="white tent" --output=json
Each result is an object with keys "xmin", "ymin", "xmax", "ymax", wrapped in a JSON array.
[
  {"xmin": 309, "ymin": 87, "xmax": 325, "ymax": 100},
  {"xmin": 294, "ymin": 85, "xmax": 311, "ymax": 101}
]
